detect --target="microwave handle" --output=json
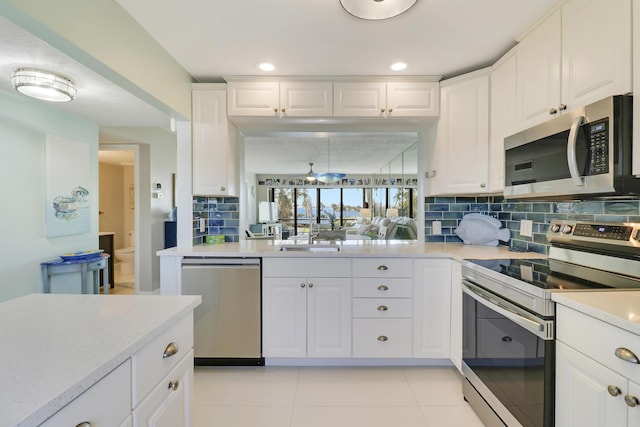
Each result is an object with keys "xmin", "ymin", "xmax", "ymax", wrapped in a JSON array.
[{"xmin": 567, "ymin": 115, "xmax": 585, "ymax": 186}]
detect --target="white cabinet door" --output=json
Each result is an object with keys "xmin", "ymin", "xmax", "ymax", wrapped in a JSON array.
[
  {"xmin": 516, "ymin": 10, "xmax": 562, "ymax": 129},
  {"xmin": 280, "ymin": 81, "xmax": 333, "ymax": 117},
  {"xmin": 192, "ymin": 87, "xmax": 236, "ymax": 196},
  {"xmin": 489, "ymin": 49, "xmax": 517, "ymax": 193},
  {"xmin": 413, "ymin": 259, "xmax": 452, "ymax": 358},
  {"xmin": 556, "ymin": 341, "xmax": 627, "ymax": 427},
  {"xmin": 428, "ymin": 73, "xmax": 489, "ymax": 196},
  {"xmin": 333, "ymin": 82, "xmax": 387, "ymax": 117},
  {"xmin": 227, "ymin": 81, "xmax": 279, "ymax": 116},
  {"xmin": 262, "ymin": 277, "xmax": 307, "ymax": 357},
  {"xmin": 561, "ymin": 0, "xmax": 631, "ymax": 110},
  {"xmin": 386, "ymin": 82, "xmax": 439, "ymax": 117},
  {"xmin": 307, "ymin": 277, "xmax": 352, "ymax": 358},
  {"xmin": 133, "ymin": 349, "xmax": 193, "ymax": 427}
]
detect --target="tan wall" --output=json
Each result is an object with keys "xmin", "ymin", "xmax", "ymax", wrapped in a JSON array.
[{"xmin": 99, "ymin": 162, "xmax": 125, "ymax": 249}]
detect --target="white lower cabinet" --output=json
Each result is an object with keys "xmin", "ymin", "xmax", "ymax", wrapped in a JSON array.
[
  {"xmin": 133, "ymin": 349, "xmax": 193, "ymax": 427},
  {"xmin": 40, "ymin": 359, "xmax": 132, "ymax": 427},
  {"xmin": 262, "ymin": 258, "xmax": 352, "ymax": 358},
  {"xmin": 556, "ymin": 305, "xmax": 640, "ymax": 426},
  {"xmin": 413, "ymin": 259, "xmax": 452, "ymax": 359}
]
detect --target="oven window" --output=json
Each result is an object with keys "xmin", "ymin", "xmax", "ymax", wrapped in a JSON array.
[{"xmin": 463, "ymin": 293, "xmax": 554, "ymax": 427}]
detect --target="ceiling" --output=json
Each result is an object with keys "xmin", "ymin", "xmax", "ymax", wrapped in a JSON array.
[{"xmin": 1, "ymin": 0, "xmax": 564, "ymax": 174}]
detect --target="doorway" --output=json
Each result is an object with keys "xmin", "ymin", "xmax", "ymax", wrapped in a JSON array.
[{"xmin": 99, "ymin": 146, "xmax": 137, "ymax": 294}]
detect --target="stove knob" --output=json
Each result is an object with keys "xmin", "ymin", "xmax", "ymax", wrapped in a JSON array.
[
  {"xmin": 550, "ymin": 223, "xmax": 561, "ymax": 233},
  {"xmin": 561, "ymin": 224, "xmax": 573, "ymax": 234}
]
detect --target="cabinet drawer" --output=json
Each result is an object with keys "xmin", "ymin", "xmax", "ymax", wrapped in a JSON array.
[
  {"xmin": 353, "ymin": 319, "xmax": 412, "ymax": 358},
  {"xmin": 132, "ymin": 313, "xmax": 193, "ymax": 406},
  {"xmin": 557, "ymin": 306, "xmax": 640, "ymax": 380},
  {"xmin": 41, "ymin": 359, "xmax": 131, "ymax": 427},
  {"xmin": 352, "ymin": 258, "xmax": 413, "ymax": 278},
  {"xmin": 133, "ymin": 349, "xmax": 193, "ymax": 426},
  {"xmin": 353, "ymin": 298, "xmax": 412, "ymax": 318},
  {"xmin": 263, "ymin": 257, "xmax": 351, "ymax": 277},
  {"xmin": 352, "ymin": 278, "xmax": 413, "ymax": 298}
]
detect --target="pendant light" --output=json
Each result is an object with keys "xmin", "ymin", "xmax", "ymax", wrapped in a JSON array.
[
  {"xmin": 305, "ymin": 163, "xmax": 317, "ymax": 182},
  {"xmin": 11, "ymin": 68, "xmax": 77, "ymax": 102},
  {"xmin": 314, "ymin": 139, "xmax": 346, "ymax": 184},
  {"xmin": 339, "ymin": 0, "xmax": 419, "ymax": 20}
]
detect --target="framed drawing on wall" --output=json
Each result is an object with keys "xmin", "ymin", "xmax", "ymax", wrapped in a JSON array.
[{"xmin": 45, "ymin": 135, "xmax": 91, "ymax": 237}]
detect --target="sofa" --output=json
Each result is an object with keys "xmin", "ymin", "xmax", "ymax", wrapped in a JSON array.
[{"xmin": 345, "ymin": 216, "xmax": 418, "ymax": 240}]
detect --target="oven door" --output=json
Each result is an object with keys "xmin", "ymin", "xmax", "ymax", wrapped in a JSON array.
[{"xmin": 462, "ymin": 279, "xmax": 555, "ymax": 427}]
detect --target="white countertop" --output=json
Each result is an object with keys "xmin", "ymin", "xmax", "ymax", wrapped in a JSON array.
[
  {"xmin": 0, "ymin": 293, "xmax": 201, "ymax": 427},
  {"xmin": 552, "ymin": 291, "xmax": 640, "ymax": 336},
  {"xmin": 158, "ymin": 240, "xmax": 546, "ymax": 261}
]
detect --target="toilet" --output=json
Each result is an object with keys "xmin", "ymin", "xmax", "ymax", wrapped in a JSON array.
[{"xmin": 114, "ymin": 231, "xmax": 135, "ymax": 275}]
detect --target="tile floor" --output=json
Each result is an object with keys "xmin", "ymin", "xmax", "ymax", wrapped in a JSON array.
[{"xmin": 193, "ymin": 366, "xmax": 485, "ymax": 427}]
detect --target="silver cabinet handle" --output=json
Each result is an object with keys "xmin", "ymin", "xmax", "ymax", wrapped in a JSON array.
[
  {"xmin": 380, "ymin": 108, "xmax": 385, "ymax": 113},
  {"xmin": 301, "ymin": 282, "xmax": 306, "ymax": 288},
  {"xmin": 273, "ymin": 108, "xmax": 278, "ymax": 113},
  {"xmin": 168, "ymin": 380, "xmax": 180, "ymax": 391},
  {"xmin": 625, "ymin": 395, "xmax": 639, "ymax": 407},
  {"xmin": 608, "ymin": 385, "xmax": 622, "ymax": 397},
  {"xmin": 388, "ymin": 108, "xmax": 393, "ymax": 113},
  {"xmin": 377, "ymin": 335, "xmax": 388, "ymax": 341},
  {"xmin": 615, "ymin": 347, "xmax": 639, "ymax": 364},
  {"xmin": 549, "ymin": 107, "xmax": 558, "ymax": 115},
  {"xmin": 220, "ymin": 186, "xmax": 226, "ymax": 191},
  {"xmin": 76, "ymin": 423, "xmax": 92, "ymax": 427},
  {"xmin": 163, "ymin": 342, "xmax": 178, "ymax": 359},
  {"xmin": 377, "ymin": 305, "xmax": 388, "ymax": 311},
  {"xmin": 377, "ymin": 285, "xmax": 388, "ymax": 291},
  {"xmin": 377, "ymin": 265, "xmax": 388, "ymax": 271},
  {"xmin": 308, "ymin": 283, "xmax": 314, "ymax": 288},
  {"xmin": 559, "ymin": 103, "xmax": 567, "ymax": 111},
  {"xmin": 281, "ymin": 108, "xmax": 286, "ymax": 113}
]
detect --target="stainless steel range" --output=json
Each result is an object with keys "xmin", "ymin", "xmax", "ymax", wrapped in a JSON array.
[{"xmin": 461, "ymin": 220, "xmax": 640, "ymax": 427}]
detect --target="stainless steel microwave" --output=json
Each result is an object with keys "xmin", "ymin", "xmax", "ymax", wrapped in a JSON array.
[{"xmin": 504, "ymin": 95, "xmax": 640, "ymax": 199}]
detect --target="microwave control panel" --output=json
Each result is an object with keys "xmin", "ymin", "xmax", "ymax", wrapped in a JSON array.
[{"xmin": 587, "ymin": 119, "xmax": 609, "ymax": 175}]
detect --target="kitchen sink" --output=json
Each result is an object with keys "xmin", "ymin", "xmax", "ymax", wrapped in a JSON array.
[{"xmin": 279, "ymin": 244, "xmax": 340, "ymax": 252}]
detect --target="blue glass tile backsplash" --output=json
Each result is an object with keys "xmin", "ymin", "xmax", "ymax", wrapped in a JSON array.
[
  {"xmin": 192, "ymin": 196, "xmax": 240, "ymax": 245},
  {"xmin": 424, "ymin": 196, "xmax": 640, "ymax": 254}
]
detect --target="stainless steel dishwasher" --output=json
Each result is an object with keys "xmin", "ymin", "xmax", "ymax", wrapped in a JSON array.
[{"xmin": 181, "ymin": 257, "xmax": 263, "ymax": 366}]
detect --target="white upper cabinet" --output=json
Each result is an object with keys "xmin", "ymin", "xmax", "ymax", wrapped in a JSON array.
[
  {"xmin": 192, "ymin": 85, "xmax": 238, "ymax": 196},
  {"xmin": 427, "ymin": 71, "xmax": 490, "ymax": 196},
  {"xmin": 227, "ymin": 81, "xmax": 333, "ymax": 117},
  {"xmin": 489, "ymin": 49, "xmax": 517, "ymax": 193},
  {"xmin": 334, "ymin": 81, "xmax": 439, "ymax": 118},
  {"xmin": 516, "ymin": 0, "xmax": 631, "ymax": 130}
]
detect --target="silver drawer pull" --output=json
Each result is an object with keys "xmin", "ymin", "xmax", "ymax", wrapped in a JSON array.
[
  {"xmin": 377, "ymin": 335, "xmax": 388, "ymax": 342},
  {"xmin": 163, "ymin": 342, "xmax": 179, "ymax": 359},
  {"xmin": 377, "ymin": 305, "xmax": 388, "ymax": 311},
  {"xmin": 377, "ymin": 285, "xmax": 388, "ymax": 291},
  {"xmin": 168, "ymin": 380, "xmax": 180, "ymax": 391},
  {"xmin": 377, "ymin": 265, "xmax": 388, "ymax": 271},
  {"xmin": 76, "ymin": 423, "xmax": 92, "ymax": 427},
  {"xmin": 625, "ymin": 395, "xmax": 639, "ymax": 408},
  {"xmin": 615, "ymin": 347, "xmax": 639, "ymax": 364},
  {"xmin": 608, "ymin": 385, "xmax": 622, "ymax": 397}
]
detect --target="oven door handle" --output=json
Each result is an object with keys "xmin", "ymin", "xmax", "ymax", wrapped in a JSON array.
[{"xmin": 462, "ymin": 280, "xmax": 554, "ymax": 340}]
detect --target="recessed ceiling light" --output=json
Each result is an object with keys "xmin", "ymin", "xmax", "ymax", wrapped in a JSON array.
[
  {"xmin": 390, "ymin": 62, "xmax": 408, "ymax": 71},
  {"xmin": 258, "ymin": 62, "xmax": 275, "ymax": 72}
]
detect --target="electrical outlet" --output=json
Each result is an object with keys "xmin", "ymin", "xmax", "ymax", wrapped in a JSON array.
[
  {"xmin": 432, "ymin": 220, "xmax": 442, "ymax": 235},
  {"xmin": 520, "ymin": 219, "xmax": 533, "ymax": 237}
]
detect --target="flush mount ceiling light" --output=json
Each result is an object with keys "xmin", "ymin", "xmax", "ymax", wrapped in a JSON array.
[
  {"xmin": 11, "ymin": 68, "xmax": 77, "ymax": 102},
  {"xmin": 257, "ymin": 62, "xmax": 275, "ymax": 72},
  {"xmin": 340, "ymin": 0, "xmax": 419, "ymax": 20},
  {"xmin": 390, "ymin": 62, "xmax": 408, "ymax": 71}
]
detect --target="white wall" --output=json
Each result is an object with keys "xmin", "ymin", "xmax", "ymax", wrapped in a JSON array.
[{"xmin": 0, "ymin": 90, "xmax": 99, "ymax": 301}]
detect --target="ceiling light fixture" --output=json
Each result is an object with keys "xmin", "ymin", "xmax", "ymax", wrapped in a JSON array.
[
  {"xmin": 390, "ymin": 62, "xmax": 408, "ymax": 71},
  {"xmin": 339, "ymin": 0, "xmax": 419, "ymax": 20},
  {"xmin": 258, "ymin": 62, "xmax": 275, "ymax": 72},
  {"xmin": 305, "ymin": 162, "xmax": 317, "ymax": 182},
  {"xmin": 11, "ymin": 68, "xmax": 77, "ymax": 102},
  {"xmin": 313, "ymin": 140, "xmax": 346, "ymax": 184}
]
